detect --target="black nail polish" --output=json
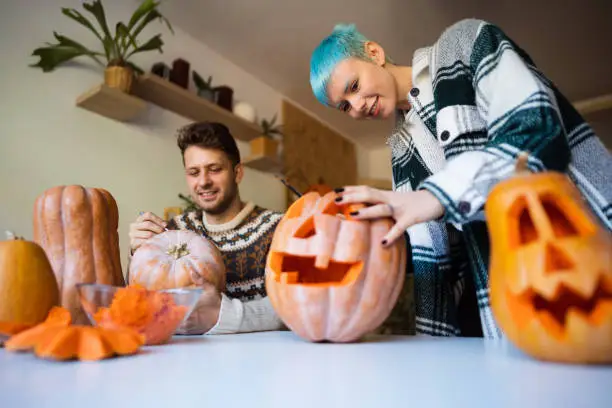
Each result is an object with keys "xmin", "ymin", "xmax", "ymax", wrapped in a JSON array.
[
  {"xmin": 381, "ymin": 239, "xmax": 388, "ymax": 246},
  {"xmin": 335, "ymin": 197, "xmax": 342, "ymax": 202},
  {"xmin": 349, "ymin": 211, "xmax": 359, "ymax": 216},
  {"xmin": 334, "ymin": 188, "xmax": 344, "ymax": 193}
]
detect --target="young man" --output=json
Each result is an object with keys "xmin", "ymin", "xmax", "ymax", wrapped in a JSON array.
[
  {"xmin": 310, "ymin": 19, "xmax": 612, "ymax": 338},
  {"xmin": 128, "ymin": 121, "xmax": 285, "ymax": 335}
]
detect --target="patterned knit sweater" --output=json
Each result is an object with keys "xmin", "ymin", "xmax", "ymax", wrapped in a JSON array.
[{"xmin": 167, "ymin": 201, "xmax": 285, "ymax": 334}]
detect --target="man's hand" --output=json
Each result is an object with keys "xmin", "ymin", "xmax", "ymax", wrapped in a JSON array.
[
  {"xmin": 175, "ymin": 282, "xmax": 223, "ymax": 335},
  {"xmin": 128, "ymin": 211, "xmax": 167, "ymax": 253}
]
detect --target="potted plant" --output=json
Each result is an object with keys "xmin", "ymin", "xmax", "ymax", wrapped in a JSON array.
[
  {"xmin": 250, "ymin": 114, "xmax": 283, "ymax": 159},
  {"xmin": 192, "ymin": 71, "xmax": 215, "ymax": 102},
  {"xmin": 29, "ymin": 0, "xmax": 173, "ymax": 93}
]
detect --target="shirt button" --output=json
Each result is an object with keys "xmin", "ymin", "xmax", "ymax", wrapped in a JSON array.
[
  {"xmin": 410, "ymin": 87, "xmax": 420, "ymax": 97},
  {"xmin": 458, "ymin": 201, "xmax": 471, "ymax": 214},
  {"xmin": 440, "ymin": 130, "xmax": 450, "ymax": 141}
]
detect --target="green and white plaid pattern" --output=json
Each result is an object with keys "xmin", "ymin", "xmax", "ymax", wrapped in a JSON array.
[{"xmin": 389, "ymin": 18, "xmax": 612, "ymax": 338}]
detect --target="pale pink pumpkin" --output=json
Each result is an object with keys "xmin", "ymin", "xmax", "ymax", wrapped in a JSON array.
[
  {"xmin": 265, "ymin": 191, "xmax": 407, "ymax": 343},
  {"xmin": 128, "ymin": 230, "xmax": 226, "ymax": 291}
]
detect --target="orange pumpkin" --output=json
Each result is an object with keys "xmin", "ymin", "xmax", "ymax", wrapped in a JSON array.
[
  {"xmin": 0, "ymin": 232, "xmax": 60, "ymax": 326},
  {"xmin": 128, "ymin": 230, "xmax": 226, "ymax": 291},
  {"xmin": 33, "ymin": 185, "xmax": 125, "ymax": 324},
  {"xmin": 486, "ymin": 154, "xmax": 612, "ymax": 364},
  {"xmin": 265, "ymin": 191, "xmax": 407, "ymax": 343}
]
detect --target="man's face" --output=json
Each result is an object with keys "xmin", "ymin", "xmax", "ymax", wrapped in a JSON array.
[{"xmin": 183, "ymin": 145, "xmax": 243, "ymax": 215}]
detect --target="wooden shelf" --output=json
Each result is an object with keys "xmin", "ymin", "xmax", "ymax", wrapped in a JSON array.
[
  {"xmin": 243, "ymin": 154, "xmax": 284, "ymax": 174},
  {"xmin": 131, "ymin": 74, "xmax": 262, "ymax": 142},
  {"xmin": 76, "ymin": 84, "xmax": 146, "ymax": 121}
]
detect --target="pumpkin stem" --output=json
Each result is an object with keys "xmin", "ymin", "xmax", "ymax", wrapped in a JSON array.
[
  {"xmin": 166, "ymin": 242, "xmax": 190, "ymax": 259},
  {"xmin": 5, "ymin": 230, "xmax": 24, "ymax": 240},
  {"xmin": 514, "ymin": 152, "xmax": 531, "ymax": 176}
]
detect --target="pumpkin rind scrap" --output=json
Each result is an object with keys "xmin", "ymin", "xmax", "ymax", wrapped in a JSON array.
[
  {"xmin": 129, "ymin": 230, "xmax": 226, "ymax": 291},
  {"xmin": 265, "ymin": 191, "xmax": 407, "ymax": 343},
  {"xmin": 33, "ymin": 185, "xmax": 125, "ymax": 325},
  {"xmin": 486, "ymin": 161, "xmax": 612, "ymax": 364},
  {"xmin": 0, "ymin": 236, "xmax": 60, "ymax": 326}
]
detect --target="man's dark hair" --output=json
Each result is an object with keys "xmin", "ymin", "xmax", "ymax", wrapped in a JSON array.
[{"xmin": 176, "ymin": 121, "xmax": 241, "ymax": 167}]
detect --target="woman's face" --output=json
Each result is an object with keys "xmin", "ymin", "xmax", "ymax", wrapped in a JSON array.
[{"xmin": 325, "ymin": 44, "xmax": 397, "ymax": 120}]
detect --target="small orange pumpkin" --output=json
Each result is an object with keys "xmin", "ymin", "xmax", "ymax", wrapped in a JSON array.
[
  {"xmin": 265, "ymin": 191, "xmax": 407, "ymax": 343},
  {"xmin": 0, "ymin": 232, "xmax": 60, "ymax": 326},
  {"xmin": 486, "ymin": 153, "xmax": 612, "ymax": 364},
  {"xmin": 129, "ymin": 230, "xmax": 226, "ymax": 291}
]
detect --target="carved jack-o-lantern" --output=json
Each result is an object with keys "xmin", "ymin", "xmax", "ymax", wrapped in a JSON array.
[
  {"xmin": 265, "ymin": 191, "xmax": 407, "ymax": 343},
  {"xmin": 486, "ymin": 155, "xmax": 612, "ymax": 364}
]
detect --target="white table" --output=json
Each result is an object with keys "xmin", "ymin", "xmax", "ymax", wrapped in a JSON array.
[{"xmin": 1, "ymin": 331, "xmax": 610, "ymax": 408}]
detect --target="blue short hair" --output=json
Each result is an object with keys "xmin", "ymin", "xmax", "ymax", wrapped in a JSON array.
[{"xmin": 310, "ymin": 24, "xmax": 371, "ymax": 106}]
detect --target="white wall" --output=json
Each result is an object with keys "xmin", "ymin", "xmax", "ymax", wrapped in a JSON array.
[
  {"xmin": 0, "ymin": 0, "xmax": 289, "ymax": 271},
  {"xmin": 0, "ymin": 0, "xmax": 393, "ymax": 275}
]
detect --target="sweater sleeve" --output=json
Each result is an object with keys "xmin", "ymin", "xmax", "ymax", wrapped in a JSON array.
[
  {"xmin": 418, "ymin": 18, "xmax": 571, "ymax": 225},
  {"xmin": 205, "ymin": 294, "xmax": 285, "ymax": 335}
]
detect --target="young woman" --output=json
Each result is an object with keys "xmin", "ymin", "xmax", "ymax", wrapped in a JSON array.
[{"xmin": 310, "ymin": 18, "xmax": 612, "ymax": 338}]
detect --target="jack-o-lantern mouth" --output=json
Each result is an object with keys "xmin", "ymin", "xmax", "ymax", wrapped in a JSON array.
[
  {"xmin": 269, "ymin": 253, "xmax": 363, "ymax": 286},
  {"xmin": 509, "ymin": 277, "xmax": 612, "ymax": 336}
]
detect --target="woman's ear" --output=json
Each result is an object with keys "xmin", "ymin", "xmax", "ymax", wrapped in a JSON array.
[{"xmin": 364, "ymin": 41, "xmax": 386, "ymax": 66}]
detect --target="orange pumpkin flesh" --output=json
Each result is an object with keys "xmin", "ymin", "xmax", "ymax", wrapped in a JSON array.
[
  {"xmin": 129, "ymin": 230, "xmax": 226, "ymax": 292},
  {"xmin": 0, "ymin": 234, "xmax": 60, "ymax": 326},
  {"xmin": 4, "ymin": 306, "xmax": 144, "ymax": 361},
  {"xmin": 33, "ymin": 185, "xmax": 125, "ymax": 324},
  {"xmin": 265, "ymin": 192, "xmax": 406, "ymax": 343},
  {"xmin": 486, "ymin": 155, "xmax": 612, "ymax": 364}
]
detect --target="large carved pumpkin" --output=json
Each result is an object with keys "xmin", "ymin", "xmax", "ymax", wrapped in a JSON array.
[
  {"xmin": 0, "ymin": 232, "xmax": 60, "ymax": 325},
  {"xmin": 486, "ymin": 154, "xmax": 612, "ymax": 364},
  {"xmin": 128, "ymin": 230, "xmax": 226, "ymax": 291},
  {"xmin": 265, "ymin": 191, "xmax": 407, "ymax": 343},
  {"xmin": 33, "ymin": 185, "xmax": 125, "ymax": 324}
]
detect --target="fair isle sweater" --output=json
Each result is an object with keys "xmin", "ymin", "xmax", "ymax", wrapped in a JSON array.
[
  {"xmin": 167, "ymin": 201, "xmax": 285, "ymax": 334},
  {"xmin": 390, "ymin": 19, "xmax": 612, "ymax": 338}
]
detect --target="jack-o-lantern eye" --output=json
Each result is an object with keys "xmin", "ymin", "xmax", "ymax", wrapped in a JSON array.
[{"xmin": 509, "ymin": 193, "xmax": 594, "ymax": 249}]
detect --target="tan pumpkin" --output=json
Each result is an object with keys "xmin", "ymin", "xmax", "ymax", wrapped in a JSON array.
[
  {"xmin": 0, "ymin": 232, "xmax": 60, "ymax": 325},
  {"xmin": 265, "ymin": 191, "xmax": 407, "ymax": 343},
  {"xmin": 487, "ymin": 153, "xmax": 612, "ymax": 364},
  {"xmin": 33, "ymin": 185, "xmax": 125, "ymax": 324},
  {"xmin": 128, "ymin": 230, "xmax": 226, "ymax": 291}
]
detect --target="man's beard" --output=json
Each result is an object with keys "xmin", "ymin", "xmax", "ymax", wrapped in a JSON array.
[{"xmin": 199, "ymin": 182, "xmax": 238, "ymax": 215}]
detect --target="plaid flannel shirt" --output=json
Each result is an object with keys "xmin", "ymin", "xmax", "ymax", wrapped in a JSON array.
[{"xmin": 388, "ymin": 18, "xmax": 612, "ymax": 338}]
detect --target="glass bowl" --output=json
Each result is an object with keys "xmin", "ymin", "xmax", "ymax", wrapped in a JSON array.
[{"xmin": 76, "ymin": 283, "xmax": 202, "ymax": 345}]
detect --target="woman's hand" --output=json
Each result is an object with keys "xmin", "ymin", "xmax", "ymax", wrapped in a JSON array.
[{"xmin": 334, "ymin": 186, "xmax": 445, "ymax": 246}]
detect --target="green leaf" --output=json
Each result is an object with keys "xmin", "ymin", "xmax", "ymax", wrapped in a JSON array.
[
  {"xmin": 125, "ymin": 34, "xmax": 164, "ymax": 58},
  {"xmin": 131, "ymin": 9, "xmax": 174, "ymax": 42},
  {"xmin": 115, "ymin": 22, "xmax": 138, "ymax": 56},
  {"xmin": 52, "ymin": 31, "xmax": 101, "ymax": 55},
  {"xmin": 82, "ymin": 0, "xmax": 117, "ymax": 60},
  {"xmin": 127, "ymin": 0, "xmax": 159, "ymax": 31},
  {"xmin": 30, "ymin": 45, "xmax": 104, "ymax": 72},
  {"xmin": 61, "ymin": 7, "xmax": 103, "ymax": 42},
  {"xmin": 192, "ymin": 71, "xmax": 212, "ymax": 90}
]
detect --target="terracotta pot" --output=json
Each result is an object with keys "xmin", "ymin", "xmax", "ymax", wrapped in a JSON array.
[
  {"xmin": 250, "ymin": 136, "xmax": 279, "ymax": 157},
  {"xmin": 104, "ymin": 66, "xmax": 134, "ymax": 93}
]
